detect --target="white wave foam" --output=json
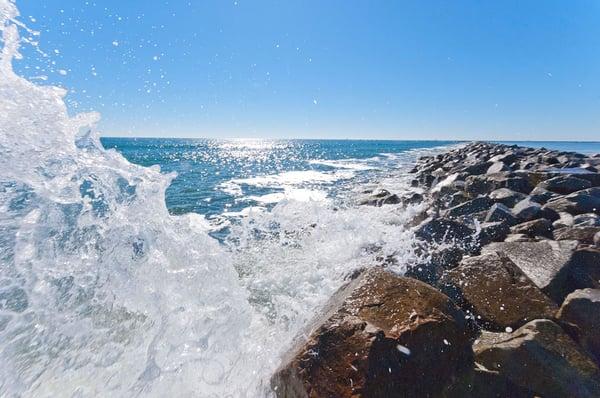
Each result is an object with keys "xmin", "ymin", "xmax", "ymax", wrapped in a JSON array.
[
  {"xmin": 246, "ymin": 188, "xmax": 328, "ymax": 204},
  {"xmin": 308, "ymin": 159, "xmax": 377, "ymax": 171},
  {"xmin": 231, "ymin": 169, "xmax": 354, "ymax": 188}
]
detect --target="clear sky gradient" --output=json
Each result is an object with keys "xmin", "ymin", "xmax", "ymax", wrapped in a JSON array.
[{"xmin": 13, "ymin": 0, "xmax": 600, "ymax": 140}]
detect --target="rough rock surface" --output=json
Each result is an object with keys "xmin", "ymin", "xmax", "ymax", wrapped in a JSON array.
[
  {"xmin": 553, "ymin": 226, "xmax": 600, "ymax": 244},
  {"xmin": 442, "ymin": 253, "xmax": 557, "ymax": 331},
  {"xmin": 482, "ymin": 240, "xmax": 583, "ymax": 302},
  {"xmin": 474, "ymin": 320, "xmax": 600, "ymax": 398},
  {"xmin": 557, "ymin": 289, "xmax": 600, "ymax": 365},
  {"xmin": 272, "ymin": 268, "xmax": 475, "ymax": 398}
]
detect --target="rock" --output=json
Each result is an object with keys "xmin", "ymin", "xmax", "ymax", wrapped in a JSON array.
[
  {"xmin": 511, "ymin": 198, "xmax": 543, "ymax": 222},
  {"xmin": 595, "ymin": 232, "xmax": 600, "ymax": 247},
  {"xmin": 442, "ymin": 367, "xmax": 532, "ymax": 398},
  {"xmin": 271, "ymin": 268, "xmax": 475, "ymax": 398},
  {"xmin": 415, "ymin": 218, "xmax": 476, "ymax": 247},
  {"xmin": 484, "ymin": 203, "xmax": 517, "ymax": 225},
  {"xmin": 529, "ymin": 186, "xmax": 557, "ymax": 204},
  {"xmin": 487, "ymin": 162, "xmax": 509, "ymax": 174},
  {"xmin": 543, "ymin": 187, "xmax": 600, "ymax": 215},
  {"xmin": 538, "ymin": 175, "xmax": 592, "ymax": 195},
  {"xmin": 447, "ymin": 191, "xmax": 470, "ymax": 208},
  {"xmin": 557, "ymin": 289, "xmax": 600, "ymax": 365},
  {"xmin": 573, "ymin": 213, "xmax": 600, "ymax": 227},
  {"xmin": 503, "ymin": 233, "xmax": 533, "ymax": 242},
  {"xmin": 483, "ymin": 242, "xmax": 600, "ymax": 303},
  {"xmin": 442, "ymin": 253, "xmax": 557, "ymax": 331},
  {"xmin": 504, "ymin": 177, "xmax": 533, "ymax": 194},
  {"xmin": 553, "ymin": 227, "xmax": 600, "ymax": 244},
  {"xmin": 445, "ymin": 197, "xmax": 495, "ymax": 218},
  {"xmin": 474, "ymin": 319, "xmax": 600, "ymax": 398},
  {"xmin": 463, "ymin": 162, "xmax": 493, "ymax": 175},
  {"xmin": 489, "ymin": 188, "xmax": 527, "ymax": 207},
  {"xmin": 510, "ymin": 218, "xmax": 553, "ymax": 238},
  {"xmin": 553, "ymin": 212, "xmax": 575, "ymax": 229},
  {"xmin": 358, "ymin": 189, "xmax": 401, "ymax": 207},
  {"xmin": 479, "ymin": 221, "xmax": 511, "ymax": 244}
]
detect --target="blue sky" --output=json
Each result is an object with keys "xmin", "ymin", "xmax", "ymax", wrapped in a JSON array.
[{"xmin": 13, "ymin": 0, "xmax": 600, "ymax": 140}]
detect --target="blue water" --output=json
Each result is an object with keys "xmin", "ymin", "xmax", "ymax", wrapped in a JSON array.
[{"xmin": 100, "ymin": 138, "xmax": 459, "ymax": 217}]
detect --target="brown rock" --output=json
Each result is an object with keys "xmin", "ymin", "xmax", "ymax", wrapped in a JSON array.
[
  {"xmin": 271, "ymin": 268, "xmax": 475, "ymax": 398},
  {"xmin": 442, "ymin": 367, "xmax": 532, "ymax": 398},
  {"xmin": 474, "ymin": 319, "xmax": 600, "ymax": 398},
  {"xmin": 510, "ymin": 218, "xmax": 553, "ymax": 238},
  {"xmin": 553, "ymin": 226, "xmax": 600, "ymax": 245},
  {"xmin": 557, "ymin": 289, "xmax": 600, "ymax": 365},
  {"xmin": 443, "ymin": 253, "xmax": 557, "ymax": 331}
]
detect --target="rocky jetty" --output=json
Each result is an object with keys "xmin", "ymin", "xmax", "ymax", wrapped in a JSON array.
[{"xmin": 273, "ymin": 142, "xmax": 600, "ymax": 397}]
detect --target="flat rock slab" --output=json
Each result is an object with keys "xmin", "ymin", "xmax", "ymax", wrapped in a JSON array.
[
  {"xmin": 271, "ymin": 268, "xmax": 475, "ymax": 398},
  {"xmin": 474, "ymin": 319, "xmax": 600, "ymax": 398},
  {"xmin": 554, "ymin": 226, "xmax": 600, "ymax": 244},
  {"xmin": 557, "ymin": 289, "xmax": 600, "ymax": 365},
  {"xmin": 483, "ymin": 240, "xmax": 583, "ymax": 303},
  {"xmin": 443, "ymin": 253, "xmax": 557, "ymax": 331}
]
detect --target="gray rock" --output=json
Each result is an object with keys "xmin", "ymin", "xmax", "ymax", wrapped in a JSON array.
[
  {"xmin": 557, "ymin": 289, "xmax": 600, "ymax": 365},
  {"xmin": 529, "ymin": 186, "xmax": 557, "ymax": 204},
  {"xmin": 446, "ymin": 197, "xmax": 495, "ymax": 218},
  {"xmin": 573, "ymin": 213, "xmax": 600, "ymax": 227},
  {"xmin": 595, "ymin": 232, "xmax": 600, "ymax": 247},
  {"xmin": 512, "ymin": 198, "xmax": 543, "ymax": 221},
  {"xmin": 474, "ymin": 319, "xmax": 600, "ymax": 398},
  {"xmin": 553, "ymin": 212, "xmax": 575, "ymax": 229},
  {"xmin": 487, "ymin": 162, "xmax": 509, "ymax": 174},
  {"xmin": 480, "ymin": 221, "xmax": 511, "ymax": 244},
  {"xmin": 543, "ymin": 187, "xmax": 600, "ymax": 215},
  {"xmin": 538, "ymin": 175, "xmax": 592, "ymax": 195},
  {"xmin": 482, "ymin": 240, "xmax": 583, "ymax": 302},
  {"xmin": 485, "ymin": 203, "xmax": 517, "ymax": 225},
  {"xmin": 489, "ymin": 188, "xmax": 527, "ymax": 207},
  {"xmin": 503, "ymin": 233, "xmax": 533, "ymax": 242},
  {"xmin": 510, "ymin": 218, "xmax": 553, "ymax": 238},
  {"xmin": 443, "ymin": 253, "xmax": 557, "ymax": 331},
  {"xmin": 358, "ymin": 189, "xmax": 401, "ymax": 207},
  {"xmin": 415, "ymin": 218, "xmax": 477, "ymax": 246},
  {"xmin": 553, "ymin": 227, "xmax": 600, "ymax": 244}
]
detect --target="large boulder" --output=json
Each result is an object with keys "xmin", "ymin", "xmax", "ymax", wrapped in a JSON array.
[
  {"xmin": 442, "ymin": 253, "xmax": 557, "ymax": 331},
  {"xmin": 538, "ymin": 175, "xmax": 592, "ymax": 195},
  {"xmin": 529, "ymin": 186, "xmax": 558, "ymax": 204},
  {"xmin": 482, "ymin": 241, "xmax": 600, "ymax": 303},
  {"xmin": 553, "ymin": 227, "xmax": 600, "ymax": 244},
  {"xmin": 358, "ymin": 189, "xmax": 401, "ymax": 207},
  {"xmin": 474, "ymin": 319, "xmax": 600, "ymax": 398},
  {"xmin": 557, "ymin": 289, "xmax": 600, "ymax": 365},
  {"xmin": 485, "ymin": 203, "xmax": 517, "ymax": 225},
  {"xmin": 543, "ymin": 187, "xmax": 600, "ymax": 215},
  {"xmin": 489, "ymin": 188, "xmax": 527, "ymax": 207},
  {"xmin": 271, "ymin": 268, "xmax": 475, "ymax": 398},
  {"xmin": 445, "ymin": 197, "xmax": 495, "ymax": 218},
  {"xmin": 510, "ymin": 218, "xmax": 553, "ymax": 238},
  {"xmin": 511, "ymin": 198, "xmax": 543, "ymax": 222}
]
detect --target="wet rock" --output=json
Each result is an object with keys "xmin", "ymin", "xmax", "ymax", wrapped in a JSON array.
[
  {"xmin": 483, "ymin": 241, "xmax": 600, "ymax": 303},
  {"xmin": 538, "ymin": 175, "xmax": 592, "ymax": 195},
  {"xmin": 489, "ymin": 188, "xmax": 527, "ymax": 208},
  {"xmin": 557, "ymin": 289, "xmax": 600, "ymax": 365},
  {"xmin": 479, "ymin": 221, "xmax": 511, "ymax": 244},
  {"xmin": 485, "ymin": 203, "xmax": 517, "ymax": 225},
  {"xmin": 443, "ymin": 253, "xmax": 557, "ymax": 331},
  {"xmin": 473, "ymin": 319, "xmax": 600, "ymax": 398},
  {"xmin": 529, "ymin": 186, "xmax": 557, "ymax": 204},
  {"xmin": 406, "ymin": 247, "xmax": 464, "ymax": 285},
  {"xmin": 445, "ymin": 197, "xmax": 495, "ymax": 218},
  {"xmin": 553, "ymin": 226, "xmax": 600, "ymax": 244},
  {"xmin": 442, "ymin": 367, "xmax": 532, "ymax": 398},
  {"xmin": 510, "ymin": 218, "xmax": 553, "ymax": 238},
  {"xmin": 271, "ymin": 268, "xmax": 475, "ymax": 398},
  {"xmin": 543, "ymin": 187, "xmax": 600, "ymax": 215},
  {"xmin": 415, "ymin": 218, "xmax": 476, "ymax": 246},
  {"xmin": 511, "ymin": 198, "xmax": 543, "ymax": 222},
  {"xmin": 358, "ymin": 189, "xmax": 401, "ymax": 207},
  {"xmin": 595, "ymin": 232, "xmax": 600, "ymax": 247},
  {"xmin": 447, "ymin": 191, "xmax": 470, "ymax": 208}
]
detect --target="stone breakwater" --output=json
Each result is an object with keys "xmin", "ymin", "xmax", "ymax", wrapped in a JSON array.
[{"xmin": 271, "ymin": 142, "xmax": 600, "ymax": 397}]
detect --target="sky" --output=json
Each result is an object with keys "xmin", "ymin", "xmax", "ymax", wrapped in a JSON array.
[{"xmin": 12, "ymin": 0, "xmax": 600, "ymax": 140}]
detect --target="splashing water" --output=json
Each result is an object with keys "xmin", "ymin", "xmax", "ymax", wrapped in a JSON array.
[{"xmin": 0, "ymin": 1, "xmax": 428, "ymax": 396}]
